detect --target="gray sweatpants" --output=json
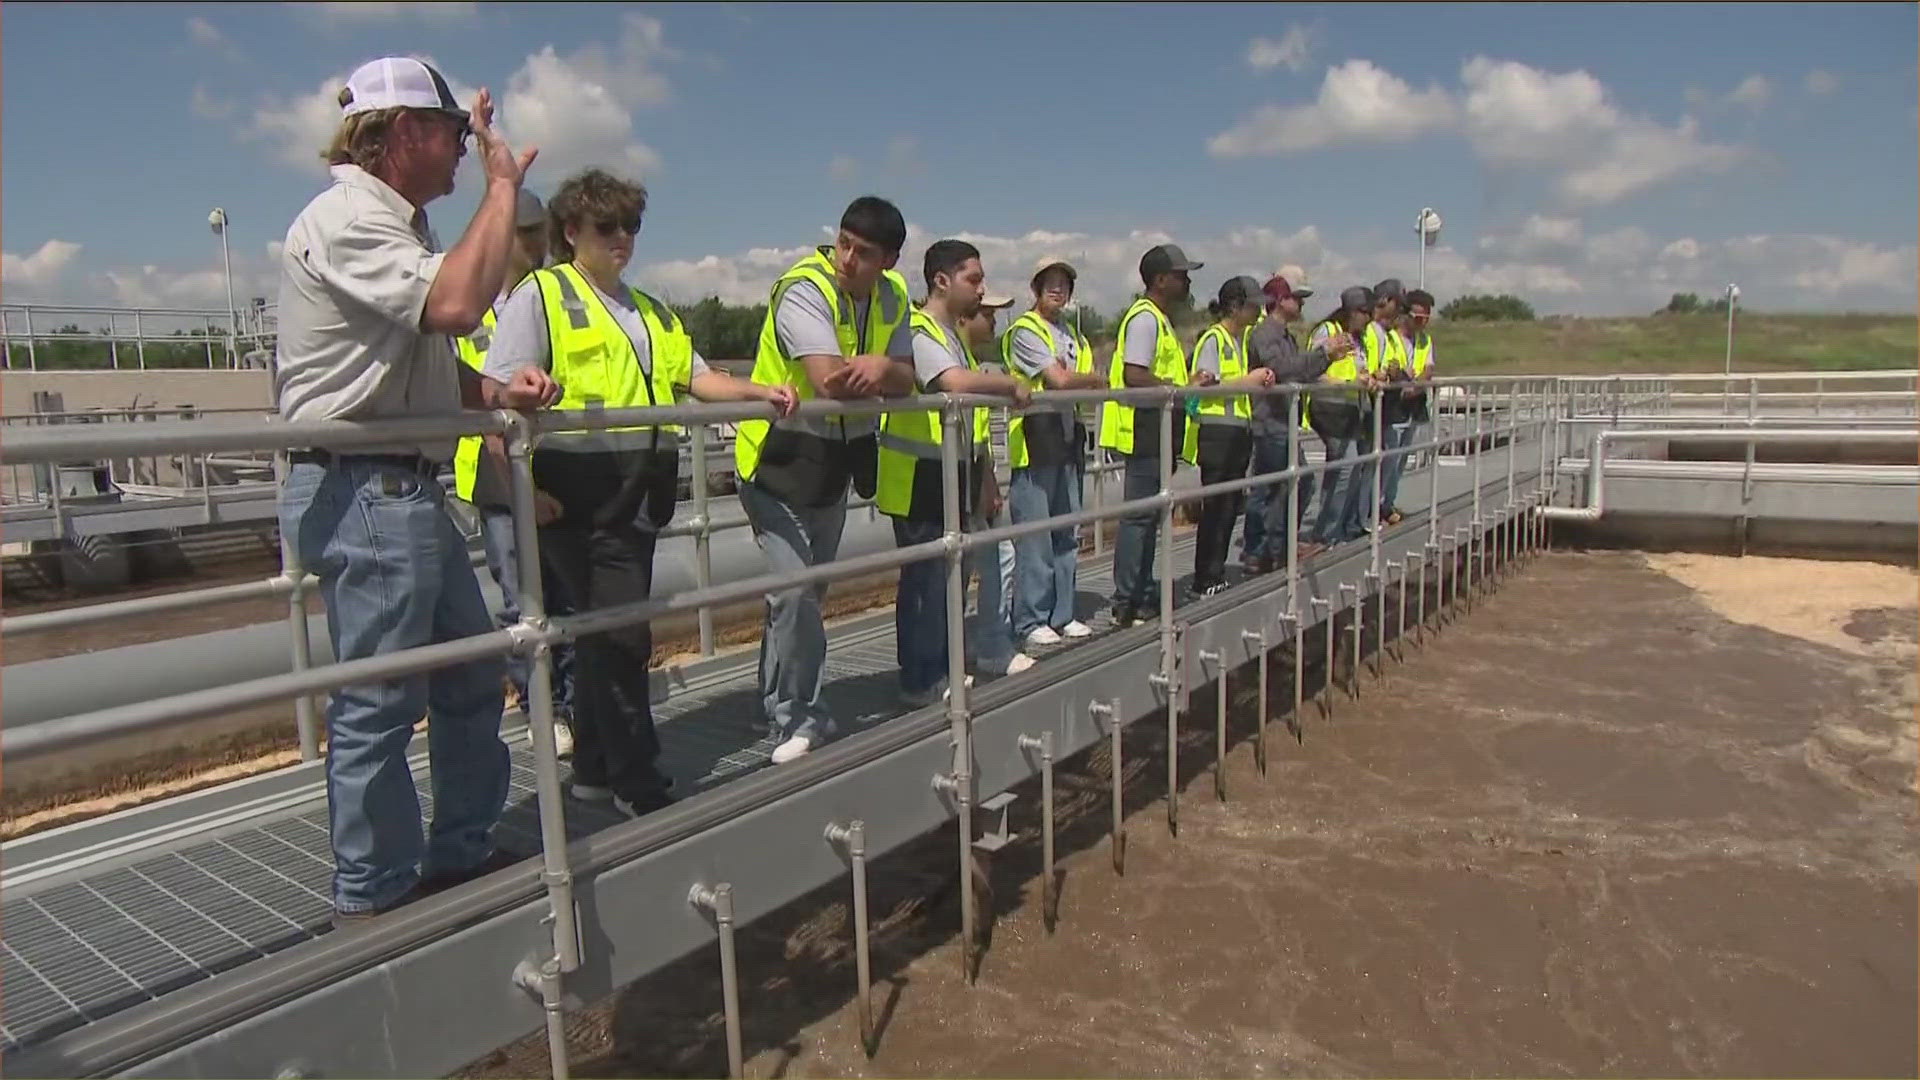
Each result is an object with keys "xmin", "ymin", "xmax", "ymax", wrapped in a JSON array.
[{"xmin": 740, "ymin": 480, "xmax": 847, "ymax": 743}]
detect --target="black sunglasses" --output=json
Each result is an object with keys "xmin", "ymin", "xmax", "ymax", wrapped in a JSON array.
[{"xmin": 593, "ymin": 218, "xmax": 642, "ymax": 237}]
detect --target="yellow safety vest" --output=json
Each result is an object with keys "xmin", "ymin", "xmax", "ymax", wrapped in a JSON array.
[
  {"xmin": 530, "ymin": 263, "xmax": 692, "ymax": 449},
  {"xmin": 1364, "ymin": 321, "xmax": 1407, "ymax": 376},
  {"xmin": 876, "ymin": 309, "xmax": 991, "ymax": 519},
  {"xmin": 1182, "ymin": 323, "xmax": 1251, "ymax": 464},
  {"xmin": 451, "ymin": 307, "xmax": 499, "ymax": 502},
  {"xmin": 1000, "ymin": 310, "xmax": 1092, "ymax": 470},
  {"xmin": 1098, "ymin": 297, "xmax": 1187, "ymax": 456},
  {"xmin": 735, "ymin": 247, "xmax": 910, "ymax": 501},
  {"xmin": 1410, "ymin": 333, "xmax": 1432, "ymax": 376}
]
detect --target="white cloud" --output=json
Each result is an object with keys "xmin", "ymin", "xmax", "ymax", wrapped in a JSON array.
[
  {"xmin": 1459, "ymin": 56, "xmax": 1744, "ymax": 204},
  {"xmin": 3, "ymin": 240, "xmax": 84, "ymax": 295},
  {"xmin": 1684, "ymin": 74, "xmax": 1771, "ymax": 111},
  {"xmin": 498, "ymin": 42, "xmax": 663, "ymax": 182},
  {"xmin": 1805, "ymin": 69, "xmax": 1839, "ymax": 96},
  {"xmin": 1208, "ymin": 59, "xmax": 1456, "ymax": 156},
  {"xmin": 821, "ymin": 135, "xmax": 926, "ymax": 184},
  {"xmin": 244, "ymin": 76, "xmax": 348, "ymax": 171},
  {"xmin": 1246, "ymin": 25, "xmax": 1318, "ymax": 73},
  {"xmin": 187, "ymin": 15, "xmax": 245, "ymax": 63},
  {"xmin": 1478, "ymin": 215, "xmax": 1585, "ymax": 261},
  {"xmin": 192, "ymin": 85, "xmax": 236, "ymax": 121}
]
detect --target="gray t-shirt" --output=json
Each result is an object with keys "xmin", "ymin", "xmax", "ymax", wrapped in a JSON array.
[
  {"xmin": 1121, "ymin": 308, "xmax": 1161, "ymax": 370},
  {"xmin": 908, "ymin": 313, "xmax": 977, "ymax": 458},
  {"xmin": 483, "ymin": 270, "xmax": 711, "ymax": 452},
  {"xmin": 1007, "ymin": 318, "xmax": 1080, "ymax": 420},
  {"xmin": 1193, "ymin": 332, "xmax": 1226, "ymax": 380},
  {"xmin": 773, "ymin": 278, "xmax": 912, "ymax": 439}
]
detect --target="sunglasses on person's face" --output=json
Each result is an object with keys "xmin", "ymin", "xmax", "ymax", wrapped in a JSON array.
[{"xmin": 593, "ymin": 218, "xmax": 642, "ymax": 237}]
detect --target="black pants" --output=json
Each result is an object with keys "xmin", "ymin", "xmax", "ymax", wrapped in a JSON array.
[
  {"xmin": 1193, "ymin": 427, "xmax": 1253, "ymax": 591},
  {"xmin": 534, "ymin": 448, "xmax": 676, "ymax": 802}
]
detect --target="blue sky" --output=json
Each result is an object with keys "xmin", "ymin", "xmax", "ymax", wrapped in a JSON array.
[{"xmin": 4, "ymin": 1, "xmax": 1916, "ymax": 323}]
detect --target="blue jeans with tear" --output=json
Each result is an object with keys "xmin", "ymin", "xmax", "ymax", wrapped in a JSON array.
[{"xmin": 280, "ymin": 458, "xmax": 509, "ymax": 914}]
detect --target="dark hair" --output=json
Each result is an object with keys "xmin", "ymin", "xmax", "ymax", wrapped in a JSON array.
[
  {"xmin": 922, "ymin": 239, "xmax": 980, "ymax": 292},
  {"xmin": 1406, "ymin": 288, "xmax": 1435, "ymax": 311},
  {"xmin": 1206, "ymin": 299, "xmax": 1224, "ymax": 320},
  {"xmin": 840, "ymin": 195, "xmax": 907, "ymax": 254},
  {"xmin": 548, "ymin": 169, "xmax": 648, "ymax": 264},
  {"xmin": 1032, "ymin": 266, "xmax": 1074, "ymax": 298}
]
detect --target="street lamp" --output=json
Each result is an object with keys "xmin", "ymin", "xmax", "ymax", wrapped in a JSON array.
[
  {"xmin": 1723, "ymin": 282, "xmax": 1740, "ymax": 377},
  {"xmin": 1415, "ymin": 207, "xmax": 1443, "ymax": 289},
  {"xmin": 209, "ymin": 208, "xmax": 237, "ymax": 367}
]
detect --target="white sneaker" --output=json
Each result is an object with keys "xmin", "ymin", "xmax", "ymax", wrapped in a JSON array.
[
  {"xmin": 1025, "ymin": 626, "xmax": 1063, "ymax": 648},
  {"xmin": 1004, "ymin": 653, "xmax": 1037, "ymax": 675},
  {"xmin": 1061, "ymin": 620, "xmax": 1094, "ymax": 640},
  {"xmin": 552, "ymin": 719, "xmax": 575, "ymax": 759},
  {"xmin": 771, "ymin": 734, "xmax": 814, "ymax": 764},
  {"xmin": 569, "ymin": 782, "xmax": 614, "ymax": 803}
]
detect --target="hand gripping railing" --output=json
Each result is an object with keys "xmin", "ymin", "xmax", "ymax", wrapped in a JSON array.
[{"xmin": 0, "ymin": 372, "xmax": 1557, "ymax": 1077}]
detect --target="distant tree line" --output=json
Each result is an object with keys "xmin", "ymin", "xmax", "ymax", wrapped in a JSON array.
[{"xmin": 1655, "ymin": 291, "xmax": 1736, "ymax": 316}]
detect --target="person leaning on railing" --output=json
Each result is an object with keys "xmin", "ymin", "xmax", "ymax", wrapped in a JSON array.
[
  {"xmin": 449, "ymin": 187, "xmax": 577, "ymax": 756},
  {"xmin": 1242, "ymin": 273, "xmax": 1339, "ymax": 570},
  {"xmin": 881, "ymin": 240, "xmax": 1032, "ymax": 708},
  {"xmin": 1367, "ymin": 277, "xmax": 1411, "ymax": 527},
  {"xmin": 1381, "ymin": 287, "xmax": 1439, "ymax": 521},
  {"xmin": 479, "ymin": 168, "xmax": 796, "ymax": 817},
  {"xmin": 734, "ymin": 196, "xmax": 918, "ymax": 765},
  {"xmin": 1303, "ymin": 286, "xmax": 1378, "ymax": 547},
  {"xmin": 1101, "ymin": 243, "xmax": 1201, "ymax": 628},
  {"xmin": 1183, "ymin": 275, "xmax": 1276, "ymax": 597},
  {"xmin": 1001, "ymin": 256, "xmax": 1105, "ymax": 650},
  {"xmin": 271, "ymin": 57, "xmax": 560, "ymax": 927}
]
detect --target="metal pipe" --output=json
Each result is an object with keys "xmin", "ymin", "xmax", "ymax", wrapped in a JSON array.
[
  {"xmin": 938, "ymin": 402, "xmax": 975, "ymax": 984},
  {"xmin": 689, "ymin": 883, "xmax": 744, "ymax": 1079},
  {"xmin": 1312, "ymin": 596, "xmax": 1332, "ymax": 719},
  {"xmin": 1, "ymin": 574, "xmax": 294, "ymax": 637},
  {"xmin": 691, "ymin": 423, "xmax": 715, "ymax": 656},
  {"xmin": 1242, "ymin": 629, "xmax": 1267, "ymax": 774},
  {"xmin": 1199, "ymin": 649, "xmax": 1225, "ymax": 801},
  {"xmin": 1387, "ymin": 560, "xmax": 1404, "ymax": 665},
  {"xmin": 1090, "ymin": 698, "xmax": 1122, "ymax": 874},
  {"xmin": 1469, "ymin": 385, "xmax": 1484, "ymax": 604},
  {"xmin": 1017, "ymin": 733, "xmax": 1055, "ymax": 925},
  {"xmin": 274, "ymin": 450, "xmax": 321, "ymax": 762},
  {"xmin": 823, "ymin": 821, "xmax": 872, "ymax": 1052},
  {"xmin": 1362, "ymin": 570, "xmax": 1381, "ymax": 680},
  {"xmin": 512, "ymin": 957, "xmax": 571, "ymax": 1080},
  {"xmin": 1157, "ymin": 404, "xmax": 1178, "ymax": 836}
]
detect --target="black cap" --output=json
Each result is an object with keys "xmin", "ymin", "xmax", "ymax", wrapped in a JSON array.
[
  {"xmin": 1139, "ymin": 243, "xmax": 1203, "ymax": 285},
  {"xmin": 1372, "ymin": 278, "xmax": 1406, "ymax": 305},
  {"xmin": 1340, "ymin": 285, "xmax": 1376, "ymax": 312},
  {"xmin": 1217, "ymin": 275, "xmax": 1264, "ymax": 309}
]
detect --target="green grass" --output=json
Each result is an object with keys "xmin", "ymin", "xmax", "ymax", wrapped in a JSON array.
[{"xmin": 1435, "ymin": 313, "xmax": 1916, "ymax": 374}]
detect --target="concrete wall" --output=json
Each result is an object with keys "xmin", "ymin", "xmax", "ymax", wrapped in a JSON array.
[{"xmin": 2, "ymin": 370, "xmax": 273, "ymax": 416}]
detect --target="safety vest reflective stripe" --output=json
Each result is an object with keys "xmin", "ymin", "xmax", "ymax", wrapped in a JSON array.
[
  {"xmin": 451, "ymin": 307, "xmax": 500, "ymax": 502},
  {"xmin": 735, "ymin": 248, "xmax": 909, "ymax": 484},
  {"xmin": 535, "ymin": 264, "xmax": 692, "ymax": 447},
  {"xmin": 1411, "ymin": 334, "xmax": 1432, "ymax": 376},
  {"xmin": 1098, "ymin": 298, "xmax": 1186, "ymax": 456},
  {"xmin": 1001, "ymin": 310, "xmax": 1089, "ymax": 469},
  {"xmin": 876, "ymin": 309, "xmax": 987, "ymax": 517}
]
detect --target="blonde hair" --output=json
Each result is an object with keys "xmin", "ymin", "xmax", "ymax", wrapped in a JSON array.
[{"xmin": 322, "ymin": 85, "xmax": 406, "ymax": 171}]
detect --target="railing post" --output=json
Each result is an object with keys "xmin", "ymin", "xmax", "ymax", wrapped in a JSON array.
[
  {"xmin": 1469, "ymin": 384, "xmax": 1484, "ymax": 605},
  {"xmin": 1242, "ymin": 628, "xmax": 1268, "ymax": 774},
  {"xmin": 135, "ymin": 311, "xmax": 147, "ymax": 370},
  {"xmin": 1089, "ymin": 449, "xmax": 1105, "ymax": 557},
  {"xmin": 938, "ymin": 399, "xmax": 976, "ymax": 982},
  {"xmin": 1089, "ymin": 698, "xmax": 1124, "ymax": 874},
  {"xmin": 1198, "ymin": 649, "xmax": 1226, "ymax": 801},
  {"xmin": 1286, "ymin": 389, "xmax": 1304, "ymax": 732},
  {"xmin": 689, "ymin": 883, "xmax": 744, "ymax": 1079},
  {"xmin": 24, "ymin": 306, "xmax": 37, "ymax": 371},
  {"xmin": 1157, "ymin": 398, "xmax": 1179, "ymax": 836},
  {"xmin": 1018, "ymin": 732, "xmax": 1057, "ymax": 926},
  {"xmin": 274, "ymin": 451, "xmax": 321, "ymax": 763},
  {"xmin": 690, "ymin": 423, "xmax": 716, "ymax": 657},
  {"xmin": 823, "ymin": 821, "xmax": 873, "ymax": 1053},
  {"xmin": 502, "ymin": 412, "xmax": 584, "ymax": 1009},
  {"xmin": 1504, "ymin": 380, "xmax": 1518, "ymax": 580}
]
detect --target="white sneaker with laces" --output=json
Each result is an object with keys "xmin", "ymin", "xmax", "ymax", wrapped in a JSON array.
[
  {"xmin": 771, "ymin": 734, "xmax": 814, "ymax": 764},
  {"xmin": 1025, "ymin": 626, "xmax": 1063, "ymax": 648},
  {"xmin": 552, "ymin": 719, "xmax": 575, "ymax": 759},
  {"xmin": 1061, "ymin": 620, "xmax": 1094, "ymax": 640},
  {"xmin": 1004, "ymin": 653, "xmax": 1037, "ymax": 675},
  {"xmin": 569, "ymin": 782, "xmax": 614, "ymax": 803}
]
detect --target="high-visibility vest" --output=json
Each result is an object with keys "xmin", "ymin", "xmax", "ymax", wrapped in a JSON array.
[
  {"xmin": 1305, "ymin": 317, "xmax": 1369, "ymax": 427},
  {"xmin": 734, "ymin": 246, "xmax": 910, "ymax": 488},
  {"xmin": 875, "ymin": 309, "xmax": 991, "ymax": 519},
  {"xmin": 1000, "ymin": 310, "xmax": 1092, "ymax": 469},
  {"xmin": 1410, "ymin": 332, "xmax": 1432, "ymax": 376},
  {"xmin": 531, "ymin": 263, "xmax": 693, "ymax": 449},
  {"xmin": 1364, "ymin": 320, "xmax": 1406, "ymax": 376},
  {"xmin": 1098, "ymin": 297, "xmax": 1187, "ymax": 456},
  {"xmin": 1182, "ymin": 322, "xmax": 1251, "ymax": 464},
  {"xmin": 451, "ymin": 306, "xmax": 499, "ymax": 502}
]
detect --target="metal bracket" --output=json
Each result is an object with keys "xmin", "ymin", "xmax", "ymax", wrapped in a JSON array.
[{"xmin": 972, "ymin": 791, "xmax": 1018, "ymax": 853}]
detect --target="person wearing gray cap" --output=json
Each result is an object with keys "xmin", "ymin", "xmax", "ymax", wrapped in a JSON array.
[
  {"xmin": 1100, "ymin": 243, "xmax": 1200, "ymax": 626},
  {"xmin": 1304, "ymin": 285, "xmax": 1379, "ymax": 546},
  {"xmin": 1243, "ymin": 273, "xmax": 1347, "ymax": 570},
  {"xmin": 273, "ymin": 57, "xmax": 558, "ymax": 925},
  {"xmin": 451, "ymin": 187, "xmax": 576, "ymax": 756}
]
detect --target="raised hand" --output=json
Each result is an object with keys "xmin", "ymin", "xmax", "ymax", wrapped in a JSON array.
[{"xmin": 467, "ymin": 88, "xmax": 538, "ymax": 189}]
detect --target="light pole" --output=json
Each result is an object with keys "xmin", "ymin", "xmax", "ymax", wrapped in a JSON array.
[
  {"xmin": 209, "ymin": 208, "xmax": 237, "ymax": 367},
  {"xmin": 1723, "ymin": 282, "xmax": 1740, "ymax": 377},
  {"xmin": 1415, "ymin": 207, "xmax": 1442, "ymax": 289}
]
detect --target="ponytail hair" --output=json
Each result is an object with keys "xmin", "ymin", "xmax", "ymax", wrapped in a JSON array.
[{"xmin": 1206, "ymin": 299, "xmax": 1223, "ymax": 320}]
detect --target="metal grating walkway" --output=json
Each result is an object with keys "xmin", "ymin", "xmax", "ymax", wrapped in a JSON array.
[{"xmin": 1, "ymin": 530, "xmax": 1234, "ymax": 1053}]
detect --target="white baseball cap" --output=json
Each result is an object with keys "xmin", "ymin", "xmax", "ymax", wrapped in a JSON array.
[{"xmin": 339, "ymin": 56, "xmax": 467, "ymax": 120}]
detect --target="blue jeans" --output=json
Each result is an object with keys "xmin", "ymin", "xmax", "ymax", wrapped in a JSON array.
[
  {"xmin": 968, "ymin": 498, "xmax": 1021, "ymax": 670},
  {"xmin": 1379, "ymin": 420, "xmax": 1419, "ymax": 517},
  {"xmin": 477, "ymin": 506, "xmax": 574, "ymax": 716},
  {"xmin": 280, "ymin": 459, "xmax": 509, "ymax": 914},
  {"xmin": 1008, "ymin": 464, "xmax": 1079, "ymax": 637},
  {"xmin": 891, "ymin": 516, "xmax": 949, "ymax": 695},
  {"xmin": 1110, "ymin": 451, "xmax": 1164, "ymax": 613},
  {"xmin": 1244, "ymin": 428, "xmax": 1316, "ymax": 562},
  {"xmin": 741, "ymin": 480, "xmax": 846, "ymax": 742},
  {"xmin": 1310, "ymin": 434, "xmax": 1375, "ymax": 545}
]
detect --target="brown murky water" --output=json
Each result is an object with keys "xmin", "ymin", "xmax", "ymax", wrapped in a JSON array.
[{"xmin": 460, "ymin": 550, "xmax": 1918, "ymax": 1079}]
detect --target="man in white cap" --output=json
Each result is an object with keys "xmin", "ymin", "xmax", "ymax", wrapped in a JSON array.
[
  {"xmin": 955, "ymin": 285, "xmax": 1032, "ymax": 680},
  {"xmin": 273, "ymin": 56, "xmax": 558, "ymax": 925},
  {"xmin": 451, "ymin": 187, "xmax": 576, "ymax": 756}
]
